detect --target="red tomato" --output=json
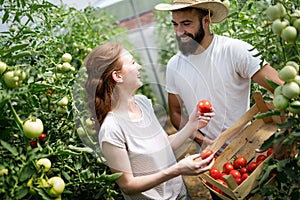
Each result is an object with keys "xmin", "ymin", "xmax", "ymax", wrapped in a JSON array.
[
  {"xmin": 200, "ymin": 149, "xmax": 214, "ymax": 159},
  {"xmin": 39, "ymin": 133, "xmax": 47, "ymax": 142},
  {"xmin": 29, "ymin": 139, "xmax": 37, "ymax": 148},
  {"xmin": 241, "ymin": 173, "xmax": 249, "ymax": 181},
  {"xmin": 223, "ymin": 162, "xmax": 234, "ymax": 174},
  {"xmin": 229, "ymin": 169, "xmax": 241, "ymax": 179},
  {"xmin": 210, "ymin": 168, "xmax": 223, "ymax": 180},
  {"xmin": 267, "ymin": 148, "xmax": 273, "ymax": 157},
  {"xmin": 235, "ymin": 177, "xmax": 243, "ymax": 185},
  {"xmin": 240, "ymin": 167, "xmax": 248, "ymax": 175},
  {"xmin": 256, "ymin": 155, "xmax": 267, "ymax": 163},
  {"xmin": 212, "ymin": 179, "xmax": 227, "ymax": 194},
  {"xmin": 233, "ymin": 156, "xmax": 247, "ymax": 169},
  {"xmin": 247, "ymin": 162, "xmax": 258, "ymax": 172},
  {"xmin": 197, "ymin": 100, "xmax": 212, "ymax": 113}
]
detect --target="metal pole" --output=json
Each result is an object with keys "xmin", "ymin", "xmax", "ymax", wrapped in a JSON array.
[{"xmin": 128, "ymin": 0, "xmax": 167, "ymax": 109}]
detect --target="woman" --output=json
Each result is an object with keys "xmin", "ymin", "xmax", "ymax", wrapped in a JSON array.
[{"xmin": 84, "ymin": 42, "xmax": 215, "ymax": 200}]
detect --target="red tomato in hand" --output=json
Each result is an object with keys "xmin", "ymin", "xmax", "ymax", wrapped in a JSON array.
[
  {"xmin": 233, "ymin": 156, "xmax": 247, "ymax": 169},
  {"xmin": 223, "ymin": 162, "xmax": 234, "ymax": 174},
  {"xmin": 247, "ymin": 162, "xmax": 258, "ymax": 172},
  {"xmin": 197, "ymin": 100, "xmax": 212, "ymax": 113},
  {"xmin": 210, "ymin": 167, "xmax": 223, "ymax": 180},
  {"xmin": 229, "ymin": 169, "xmax": 241, "ymax": 179},
  {"xmin": 200, "ymin": 149, "xmax": 214, "ymax": 159}
]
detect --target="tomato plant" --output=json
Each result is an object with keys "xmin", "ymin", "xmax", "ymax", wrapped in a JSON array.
[{"xmin": 197, "ymin": 100, "xmax": 212, "ymax": 113}]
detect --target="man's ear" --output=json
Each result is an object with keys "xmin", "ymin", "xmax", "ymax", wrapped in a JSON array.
[{"xmin": 112, "ymin": 71, "xmax": 123, "ymax": 83}]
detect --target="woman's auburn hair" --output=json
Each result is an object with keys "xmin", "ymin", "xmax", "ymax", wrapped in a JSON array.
[{"xmin": 84, "ymin": 42, "xmax": 123, "ymax": 129}]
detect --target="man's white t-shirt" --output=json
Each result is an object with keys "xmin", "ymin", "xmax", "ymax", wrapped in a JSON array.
[
  {"xmin": 166, "ymin": 35, "xmax": 266, "ymax": 140},
  {"xmin": 99, "ymin": 95, "xmax": 187, "ymax": 200}
]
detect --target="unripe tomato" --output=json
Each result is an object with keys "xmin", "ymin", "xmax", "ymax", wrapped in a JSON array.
[
  {"xmin": 281, "ymin": 26, "xmax": 298, "ymax": 43},
  {"xmin": 274, "ymin": 85, "xmax": 283, "ymax": 97},
  {"xmin": 37, "ymin": 158, "xmax": 51, "ymax": 172},
  {"xmin": 288, "ymin": 100, "xmax": 300, "ymax": 114},
  {"xmin": 57, "ymin": 96, "xmax": 69, "ymax": 106},
  {"xmin": 61, "ymin": 62, "xmax": 72, "ymax": 72},
  {"xmin": 293, "ymin": 18, "xmax": 300, "ymax": 32},
  {"xmin": 282, "ymin": 82, "xmax": 300, "ymax": 99},
  {"xmin": 273, "ymin": 94, "xmax": 289, "ymax": 110},
  {"xmin": 23, "ymin": 117, "xmax": 44, "ymax": 138},
  {"xmin": 279, "ymin": 65, "xmax": 297, "ymax": 82},
  {"xmin": 61, "ymin": 53, "xmax": 72, "ymax": 63},
  {"xmin": 3, "ymin": 71, "xmax": 19, "ymax": 88},
  {"xmin": 197, "ymin": 100, "xmax": 212, "ymax": 113},
  {"xmin": 0, "ymin": 61, "xmax": 7, "ymax": 74},
  {"xmin": 47, "ymin": 177, "xmax": 65, "ymax": 197},
  {"xmin": 266, "ymin": 5, "xmax": 282, "ymax": 21},
  {"xmin": 223, "ymin": 0, "xmax": 230, "ymax": 9},
  {"xmin": 271, "ymin": 18, "xmax": 289, "ymax": 35},
  {"xmin": 286, "ymin": 61, "xmax": 299, "ymax": 72}
]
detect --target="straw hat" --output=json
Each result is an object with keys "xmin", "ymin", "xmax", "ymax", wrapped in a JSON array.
[{"xmin": 155, "ymin": 0, "xmax": 229, "ymax": 23}]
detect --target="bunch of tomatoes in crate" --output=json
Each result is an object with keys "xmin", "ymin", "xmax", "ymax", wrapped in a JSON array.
[{"xmin": 205, "ymin": 148, "xmax": 273, "ymax": 194}]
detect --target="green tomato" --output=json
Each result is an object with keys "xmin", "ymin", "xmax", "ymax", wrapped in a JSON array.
[
  {"xmin": 281, "ymin": 26, "xmax": 298, "ymax": 43},
  {"xmin": 279, "ymin": 65, "xmax": 297, "ymax": 82},
  {"xmin": 0, "ymin": 61, "xmax": 7, "ymax": 74},
  {"xmin": 273, "ymin": 94, "xmax": 289, "ymax": 110},
  {"xmin": 57, "ymin": 96, "xmax": 69, "ymax": 106},
  {"xmin": 23, "ymin": 117, "xmax": 44, "ymax": 138},
  {"xmin": 286, "ymin": 61, "xmax": 299, "ymax": 72},
  {"xmin": 36, "ymin": 158, "xmax": 51, "ymax": 172},
  {"xmin": 3, "ymin": 71, "xmax": 19, "ymax": 88},
  {"xmin": 61, "ymin": 53, "xmax": 72, "ymax": 63},
  {"xmin": 293, "ymin": 18, "xmax": 300, "ymax": 32},
  {"xmin": 288, "ymin": 100, "xmax": 300, "ymax": 114},
  {"xmin": 282, "ymin": 82, "xmax": 300, "ymax": 99},
  {"xmin": 266, "ymin": 5, "xmax": 281, "ymax": 21},
  {"xmin": 271, "ymin": 18, "xmax": 289, "ymax": 35},
  {"xmin": 61, "ymin": 62, "xmax": 72, "ymax": 72},
  {"xmin": 47, "ymin": 177, "xmax": 65, "ymax": 197}
]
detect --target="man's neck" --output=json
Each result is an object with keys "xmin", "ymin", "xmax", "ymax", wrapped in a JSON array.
[{"xmin": 194, "ymin": 33, "xmax": 214, "ymax": 55}]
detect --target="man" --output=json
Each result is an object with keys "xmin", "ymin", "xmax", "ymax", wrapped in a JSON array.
[{"xmin": 154, "ymin": 1, "xmax": 283, "ymax": 156}]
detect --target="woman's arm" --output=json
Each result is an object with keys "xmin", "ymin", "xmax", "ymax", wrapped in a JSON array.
[
  {"xmin": 168, "ymin": 106, "xmax": 215, "ymax": 150},
  {"xmin": 102, "ymin": 142, "xmax": 214, "ymax": 195}
]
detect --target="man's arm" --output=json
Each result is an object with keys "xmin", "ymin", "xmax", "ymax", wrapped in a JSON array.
[
  {"xmin": 252, "ymin": 64, "xmax": 284, "ymax": 92},
  {"xmin": 168, "ymin": 93, "xmax": 187, "ymax": 130}
]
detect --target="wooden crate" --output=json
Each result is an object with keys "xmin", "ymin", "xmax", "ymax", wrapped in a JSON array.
[{"xmin": 199, "ymin": 92, "xmax": 282, "ymax": 200}]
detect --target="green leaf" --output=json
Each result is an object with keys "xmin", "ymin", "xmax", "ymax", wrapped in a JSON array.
[
  {"xmin": 258, "ymin": 134, "xmax": 275, "ymax": 152},
  {"xmin": 254, "ymin": 110, "xmax": 281, "ymax": 119},
  {"xmin": 2, "ymin": 11, "xmax": 9, "ymax": 24},
  {"xmin": 15, "ymin": 185, "xmax": 29, "ymax": 200},
  {"xmin": 0, "ymin": 140, "xmax": 18, "ymax": 156},
  {"xmin": 265, "ymin": 78, "xmax": 280, "ymax": 90},
  {"xmin": 19, "ymin": 164, "xmax": 35, "ymax": 182}
]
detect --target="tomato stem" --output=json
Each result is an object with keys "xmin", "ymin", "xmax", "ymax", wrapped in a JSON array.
[{"xmin": 8, "ymin": 100, "xmax": 23, "ymax": 126}]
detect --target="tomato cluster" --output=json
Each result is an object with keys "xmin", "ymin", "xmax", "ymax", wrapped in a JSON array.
[{"xmin": 208, "ymin": 148, "xmax": 273, "ymax": 194}]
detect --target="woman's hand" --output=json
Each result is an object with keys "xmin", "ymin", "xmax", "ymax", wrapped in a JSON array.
[
  {"xmin": 176, "ymin": 153, "xmax": 215, "ymax": 176},
  {"xmin": 188, "ymin": 106, "xmax": 215, "ymax": 131}
]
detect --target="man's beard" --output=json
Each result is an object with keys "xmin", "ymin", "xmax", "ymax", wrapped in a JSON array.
[{"xmin": 177, "ymin": 26, "xmax": 205, "ymax": 56}]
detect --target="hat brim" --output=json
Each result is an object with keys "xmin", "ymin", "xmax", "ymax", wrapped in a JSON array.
[{"xmin": 155, "ymin": 2, "xmax": 228, "ymax": 23}]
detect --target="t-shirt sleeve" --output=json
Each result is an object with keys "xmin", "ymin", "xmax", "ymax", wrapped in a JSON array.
[
  {"xmin": 231, "ymin": 39, "xmax": 267, "ymax": 79},
  {"xmin": 98, "ymin": 116, "xmax": 126, "ymax": 149}
]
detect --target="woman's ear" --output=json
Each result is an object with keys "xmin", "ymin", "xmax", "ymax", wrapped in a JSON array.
[{"xmin": 112, "ymin": 71, "xmax": 123, "ymax": 83}]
